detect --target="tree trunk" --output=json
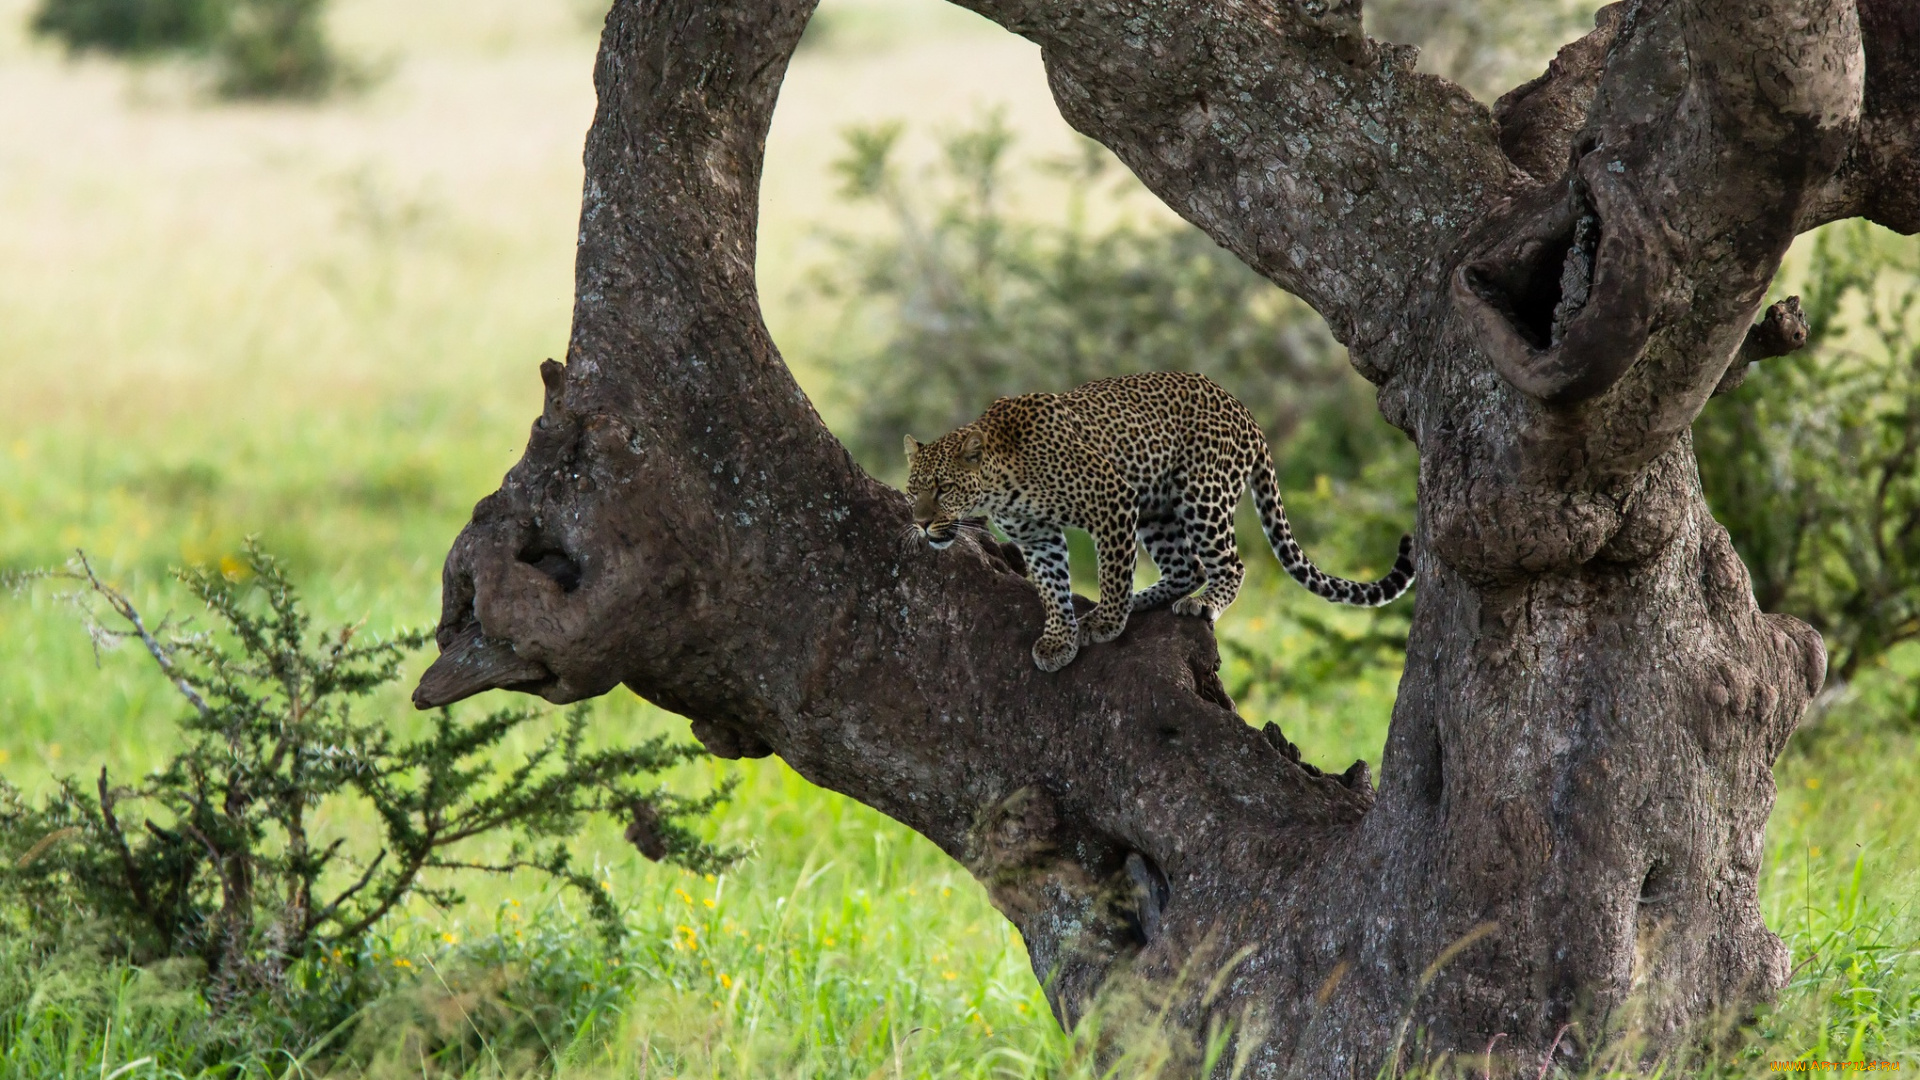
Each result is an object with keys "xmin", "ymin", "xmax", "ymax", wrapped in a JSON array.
[{"xmin": 413, "ymin": 0, "xmax": 1919, "ymax": 1073}]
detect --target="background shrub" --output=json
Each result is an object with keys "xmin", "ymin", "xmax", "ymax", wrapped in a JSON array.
[
  {"xmin": 212, "ymin": 0, "xmax": 336, "ymax": 99},
  {"xmin": 29, "ymin": 0, "xmax": 225, "ymax": 55},
  {"xmin": 0, "ymin": 542, "xmax": 737, "ymax": 1037},
  {"xmin": 30, "ymin": 0, "xmax": 345, "ymax": 98}
]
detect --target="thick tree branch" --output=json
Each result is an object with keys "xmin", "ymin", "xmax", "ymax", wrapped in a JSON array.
[
  {"xmin": 1459, "ymin": 0, "xmax": 1859, "ymax": 407},
  {"xmin": 1496, "ymin": 1, "xmax": 1915, "ymax": 239},
  {"xmin": 1427, "ymin": 0, "xmax": 1863, "ymax": 583},
  {"xmin": 1491, "ymin": 5, "xmax": 1628, "ymax": 183},
  {"xmin": 1802, "ymin": 0, "xmax": 1920, "ymax": 233},
  {"xmin": 947, "ymin": 0, "xmax": 1517, "ymax": 370}
]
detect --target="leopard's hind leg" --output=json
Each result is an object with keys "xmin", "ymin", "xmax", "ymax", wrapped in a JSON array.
[
  {"xmin": 1171, "ymin": 474, "xmax": 1247, "ymax": 621},
  {"xmin": 1132, "ymin": 495, "xmax": 1202, "ymax": 612},
  {"xmin": 1082, "ymin": 511, "xmax": 1138, "ymax": 644}
]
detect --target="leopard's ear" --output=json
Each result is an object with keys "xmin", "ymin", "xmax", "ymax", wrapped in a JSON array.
[
  {"xmin": 904, "ymin": 434, "xmax": 921, "ymax": 460},
  {"xmin": 959, "ymin": 431, "xmax": 985, "ymax": 467}
]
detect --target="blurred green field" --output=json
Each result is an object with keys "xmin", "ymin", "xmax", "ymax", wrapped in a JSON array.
[{"xmin": 1, "ymin": 0, "xmax": 1916, "ymax": 1075}]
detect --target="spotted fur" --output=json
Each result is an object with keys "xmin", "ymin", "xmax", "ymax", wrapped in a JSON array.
[{"xmin": 905, "ymin": 372, "xmax": 1414, "ymax": 671}]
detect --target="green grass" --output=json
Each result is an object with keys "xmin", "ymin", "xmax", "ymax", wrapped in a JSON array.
[
  {"xmin": 1, "ymin": 0, "xmax": 1917, "ymax": 1075},
  {"xmin": 0, "ymin": 766, "xmax": 1074, "ymax": 1078}
]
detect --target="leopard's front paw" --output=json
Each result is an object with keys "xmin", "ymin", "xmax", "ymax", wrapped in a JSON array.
[
  {"xmin": 1170, "ymin": 595, "xmax": 1215, "ymax": 619},
  {"xmin": 1033, "ymin": 633, "xmax": 1080, "ymax": 672}
]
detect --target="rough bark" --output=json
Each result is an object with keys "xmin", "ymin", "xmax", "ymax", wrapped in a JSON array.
[{"xmin": 415, "ymin": 0, "xmax": 1915, "ymax": 1073}]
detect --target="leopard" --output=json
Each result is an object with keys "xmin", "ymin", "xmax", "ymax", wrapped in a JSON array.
[{"xmin": 904, "ymin": 371, "xmax": 1414, "ymax": 672}]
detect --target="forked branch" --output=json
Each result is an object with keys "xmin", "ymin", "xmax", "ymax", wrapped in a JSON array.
[{"xmin": 1449, "ymin": 0, "xmax": 1864, "ymax": 481}]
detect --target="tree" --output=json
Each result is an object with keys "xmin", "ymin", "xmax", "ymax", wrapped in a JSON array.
[{"xmin": 411, "ymin": 0, "xmax": 1920, "ymax": 1073}]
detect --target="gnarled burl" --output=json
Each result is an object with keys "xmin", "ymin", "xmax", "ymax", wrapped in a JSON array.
[{"xmin": 416, "ymin": 0, "xmax": 1917, "ymax": 1073}]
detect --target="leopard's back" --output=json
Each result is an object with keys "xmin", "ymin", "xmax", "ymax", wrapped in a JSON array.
[{"xmin": 1059, "ymin": 372, "xmax": 1264, "ymax": 487}]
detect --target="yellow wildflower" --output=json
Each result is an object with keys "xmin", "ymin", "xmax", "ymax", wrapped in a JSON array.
[
  {"xmin": 941, "ymin": 971, "xmax": 957, "ymax": 981},
  {"xmin": 441, "ymin": 932, "xmax": 457, "ymax": 944},
  {"xmin": 1804, "ymin": 777, "xmax": 1821, "ymax": 790},
  {"xmin": 719, "ymin": 973, "xmax": 733, "ymax": 989},
  {"xmin": 703, "ymin": 898, "xmax": 716, "ymax": 909}
]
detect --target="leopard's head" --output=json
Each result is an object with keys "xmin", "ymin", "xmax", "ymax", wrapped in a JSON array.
[{"xmin": 903, "ymin": 429, "xmax": 987, "ymax": 549}]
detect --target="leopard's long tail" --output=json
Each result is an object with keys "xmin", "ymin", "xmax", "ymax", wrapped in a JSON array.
[{"xmin": 1249, "ymin": 453, "xmax": 1414, "ymax": 607}]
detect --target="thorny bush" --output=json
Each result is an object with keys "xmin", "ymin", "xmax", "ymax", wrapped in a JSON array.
[{"xmin": 0, "ymin": 540, "xmax": 738, "ymax": 1007}]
